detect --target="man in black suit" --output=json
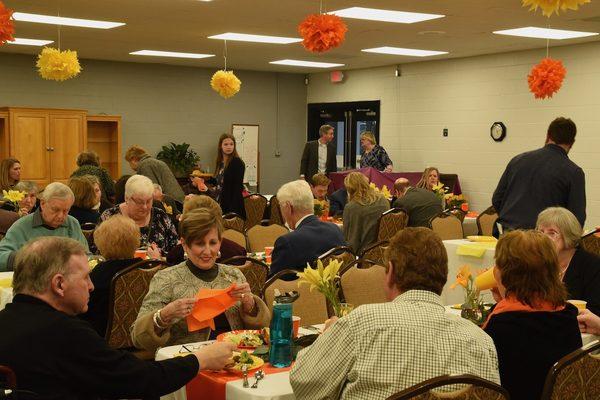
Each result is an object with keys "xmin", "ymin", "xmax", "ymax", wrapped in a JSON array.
[
  {"xmin": 300, "ymin": 124, "xmax": 337, "ymax": 184},
  {"xmin": 270, "ymin": 180, "xmax": 346, "ymax": 278},
  {"xmin": 393, "ymin": 178, "xmax": 442, "ymax": 228}
]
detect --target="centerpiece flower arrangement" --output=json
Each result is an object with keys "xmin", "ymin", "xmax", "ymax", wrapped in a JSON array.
[
  {"xmin": 297, "ymin": 259, "xmax": 343, "ymax": 317},
  {"xmin": 369, "ymin": 182, "xmax": 392, "ymax": 200},
  {"xmin": 451, "ymin": 264, "xmax": 489, "ymax": 325},
  {"xmin": 432, "ymin": 182, "xmax": 449, "ymax": 200},
  {"xmin": 314, "ymin": 199, "xmax": 330, "ymax": 218},
  {"xmin": 445, "ymin": 193, "xmax": 467, "ymax": 210},
  {"xmin": 1, "ymin": 190, "xmax": 25, "ymax": 214}
]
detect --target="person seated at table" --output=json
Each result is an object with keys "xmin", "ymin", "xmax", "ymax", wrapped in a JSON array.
[
  {"xmin": 153, "ymin": 183, "xmax": 181, "ymax": 217},
  {"xmin": 359, "ymin": 131, "xmax": 393, "ymax": 172},
  {"xmin": 393, "ymin": 177, "xmax": 442, "ymax": 228},
  {"xmin": 132, "ymin": 209, "xmax": 270, "ymax": 350},
  {"xmin": 0, "ymin": 182, "xmax": 88, "ymax": 271},
  {"xmin": 329, "ymin": 186, "xmax": 347, "ymax": 217},
  {"xmin": 166, "ymin": 195, "xmax": 246, "ymax": 265},
  {"xmin": 70, "ymin": 150, "xmax": 116, "ymax": 202},
  {"xmin": 290, "ymin": 227, "xmax": 499, "ymax": 399},
  {"xmin": 270, "ymin": 180, "xmax": 346, "ymax": 278},
  {"xmin": 11, "ymin": 180, "xmax": 38, "ymax": 216},
  {"xmin": 83, "ymin": 174, "xmax": 114, "ymax": 214},
  {"xmin": 578, "ymin": 309, "xmax": 600, "ymax": 335},
  {"xmin": 311, "ymin": 173, "xmax": 330, "ymax": 201},
  {"xmin": 0, "ymin": 158, "xmax": 21, "ymax": 192},
  {"xmin": 101, "ymin": 174, "xmax": 178, "ymax": 259},
  {"xmin": 343, "ymin": 172, "xmax": 389, "ymax": 253},
  {"xmin": 80, "ymin": 215, "xmax": 143, "ymax": 337},
  {"xmin": 0, "ymin": 236, "xmax": 236, "ymax": 399},
  {"xmin": 416, "ymin": 166, "xmax": 440, "ymax": 191},
  {"xmin": 68, "ymin": 176, "xmax": 101, "ymax": 226},
  {"xmin": 483, "ymin": 230, "xmax": 582, "ymax": 400},
  {"xmin": 536, "ymin": 207, "xmax": 600, "ymax": 315}
]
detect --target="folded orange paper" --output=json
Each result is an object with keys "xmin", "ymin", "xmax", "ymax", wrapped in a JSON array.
[{"xmin": 187, "ymin": 284, "xmax": 237, "ymax": 332}]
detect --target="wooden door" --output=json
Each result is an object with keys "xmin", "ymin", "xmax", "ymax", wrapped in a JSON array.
[
  {"xmin": 9, "ymin": 111, "xmax": 50, "ymax": 186},
  {"xmin": 49, "ymin": 113, "xmax": 85, "ymax": 183}
]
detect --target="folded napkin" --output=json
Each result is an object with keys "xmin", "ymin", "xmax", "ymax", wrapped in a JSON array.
[
  {"xmin": 0, "ymin": 278, "xmax": 12, "ymax": 288},
  {"xmin": 187, "ymin": 284, "xmax": 237, "ymax": 332},
  {"xmin": 457, "ymin": 242, "xmax": 496, "ymax": 258}
]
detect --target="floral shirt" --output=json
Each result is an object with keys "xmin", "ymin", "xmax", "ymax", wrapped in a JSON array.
[
  {"xmin": 360, "ymin": 145, "xmax": 393, "ymax": 171},
  {"xmin": 100, "ymin": 206, "xmax": 178, "ymax": 255}
]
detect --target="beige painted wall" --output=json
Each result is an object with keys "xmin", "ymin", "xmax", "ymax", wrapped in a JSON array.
[
  {"xmin": 0, "ymin": 53, "xmax": 307, "ymax": 194},
  {"xmin": 307, "ymin": 41, "xmax": 600, "ymax": 229}
]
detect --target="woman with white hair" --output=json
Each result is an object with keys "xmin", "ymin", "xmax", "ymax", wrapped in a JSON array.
[
  {"xmin": 536, "ymin": 207, "xmax": 600, "ymax": 315},
  {"xmin": 100, "ymin": 175, "xmax": 178, "ymax": 258}
]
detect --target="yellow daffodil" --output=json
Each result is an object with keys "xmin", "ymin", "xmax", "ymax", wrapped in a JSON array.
[
  {"xmin": 297, "ymin": 259, "xmax": 343, "ymax": 315},
  {"xmin": 88, "ymin": 259, "xmax": 99, "ymax": 270},
  {"xmin": 2, "ymin": 190, "xmax": 25, "ymax": 203}
]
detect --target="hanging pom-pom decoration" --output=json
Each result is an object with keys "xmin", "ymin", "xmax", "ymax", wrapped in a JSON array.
[
  {"xmin": 527, "ymin": 58, "xmax": 566, "ymax": 99},
  {"xmin": 522, "ymin": 0, "xmax": 590, "ymax": 17},
  {"xmin": 298, "ymin": 14, "xmax": 347, "ymax": 53},
  {"xmin": 0, "ymin": 1, "xmax": 15, "ymax": 45},
  {"xmin": 36, "ymin": 47, "xmax": 82, "ymax": 81},
  {"xmin": 210, "ymin": 70, "xmax": 241, "ymax": 99}
]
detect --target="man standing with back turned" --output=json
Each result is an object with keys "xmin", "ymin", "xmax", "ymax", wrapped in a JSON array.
[{"xmin": 492, "ymin": 117, "xmax": 586, "ymax": 234}]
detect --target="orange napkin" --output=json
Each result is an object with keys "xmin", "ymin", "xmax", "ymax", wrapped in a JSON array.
[{"xmin": 187, "ymin": 284, "xmax": 237, "ymax": 332}]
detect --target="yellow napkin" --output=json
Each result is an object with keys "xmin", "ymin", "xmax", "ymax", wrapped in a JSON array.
[
  {"xmin": 466, "ymin": 235, "xmax": 497, "ymax": 242},
  {"xmin": 0, "ymin": 278, "xmax": 12, "ymax": 288},
  {"xmin": 457, "ymin": 242, "xmax": 496, "ymax": 258}
]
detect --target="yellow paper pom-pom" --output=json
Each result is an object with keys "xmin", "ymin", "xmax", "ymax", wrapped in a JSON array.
[
  {"xmin": 36, "ymin": 47, "xmax": 81, "ymax": 81},
  {"xmin": 522, "ymin": 0, "xmax": 590, "ymax": 17},
  {"xmin": 210, "ymin": 70, "xmax": 241, "ymax": 99}
]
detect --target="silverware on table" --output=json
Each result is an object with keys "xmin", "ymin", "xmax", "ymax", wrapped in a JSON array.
[
  {"xmin": 242, "ymin": 364, "xmax": 249, "ymax": 388},
  {"xmin": 251, "ymin": 369, "xmax": 265, "ymax": 388}
]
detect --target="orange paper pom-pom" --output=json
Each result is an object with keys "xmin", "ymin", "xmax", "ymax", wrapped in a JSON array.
[
  {"xmin": 298, "ymin": 14, "xmax": 347, "ymax": 53},
  {"xmin": 527, "ymin": 58, "xmax": 566, "ymax": 99},
  {"xmin": 0, "ymin": 1, "xmax": 15, "ymax": 45}
]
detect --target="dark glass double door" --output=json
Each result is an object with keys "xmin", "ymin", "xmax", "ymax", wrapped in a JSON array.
[{"xmin": 307, "ymin": 101, "xmax": 381, "ymax": 170}]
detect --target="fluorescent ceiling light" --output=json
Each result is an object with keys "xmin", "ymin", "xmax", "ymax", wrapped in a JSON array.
[
  {"xmin": 208, "ymin": 32, "xmax": 301, "ymax": 44},
  {"xmin": 130, "ymin": 50, "xmax": 214, "ymax": 59},
  {"xmin": 329, "ymin": 7, "xmax": 444, "ymax": 24},
  {"xmin": 362, "ymin": 46, "xmax": 448, "ymax": 57},
  {"xmin": 7, "ymin": 38, "xmax": 54, "ymax": 46},
  {"xmin": 493, "ymin": 27, "xmax": 598, "ymax": 40},
  {"xmin": 270, "ymin": 59, "xmax": 344, "ymax": 68},
  {"xmin": 12, "ymin": 12, "xmax": 125, "ymax": 29}
]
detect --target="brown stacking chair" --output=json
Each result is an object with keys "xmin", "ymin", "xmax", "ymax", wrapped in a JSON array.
[
  {"xmin": 0, "ymin": 209, "xmax": 19, "ymax": 235},
  {"xmin": 317, "ymin": 246, "xmax": 356, "ymax": 271},
  {"xmin": 359, "ymin": 240, "xmax": 389, "ymax": 266},
  {"xmin": 243, "ymin": 194, "xmax": 268, "ymax": 230},
  {"xmin": 448, "ymin": 208, "xmax": 466, "ymax": 223},
  {"xmin": 222, "ymin": 212, "xmax": 245, "ymax": 233},
  {"xmin": 541, "ymin": 340, "xmax": 600, "ymax": 400},
  {"xmin": 262, "ymin": 269, "xmax": 329, "ymax": 326},
  {"xmin": 386, "ymin": 374, "xmax": 510, "ymax": 400},
  {"xmin": 246, "ymin": 223, "xmax": 288, "ymax": 252},
  {"xmin": 269, "ymin": 195, "xmax": 285, "ymax": 226},
  {"xmin": 222, "ymin": 256, "xmax": 270, "ymax": 297},
  {"xmin": 377, "ymin": 208, "xmax": 408, "ymax": 241},
  {"xmin": 80, "ymin": 222, "xmax": 97, "ymax": 249},
  {"xmin": 580, "ymin": 233, "xmax": 600, "ymax": 258},
  {"xmin": 476, "ymin": 206, "xmax": 498, "ymax": 236},
  {"xmin": 430, "ymin": 212, "xmax": 464, "ymax": 240},
  {"xmin": 222, "ymin": 228, "xmax": 247, "ymax": 249},
  {"xmin": 105, "ymin": 259, "xmax": 167, "ymax": 358},
  {"xmin": 339, "ymin": 260, "xmax": 387, "ymax": 307}
]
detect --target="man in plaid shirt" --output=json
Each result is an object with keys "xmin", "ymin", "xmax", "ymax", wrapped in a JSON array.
[{"xmin": 290, "ymin": 227, "xmax": 500, "ymax": 399}]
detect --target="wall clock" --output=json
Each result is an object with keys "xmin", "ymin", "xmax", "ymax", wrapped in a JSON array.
[{"xmin": 490, "ymin": 122, "xmax": 507, "ymax": 142}]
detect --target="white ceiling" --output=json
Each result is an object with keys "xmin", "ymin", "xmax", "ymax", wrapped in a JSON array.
[{"xmin": 3, "ymin": 0, "xmax": 600, "ymax": 73}]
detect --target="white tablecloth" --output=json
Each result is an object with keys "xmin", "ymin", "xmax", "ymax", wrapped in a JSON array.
[
  {"xmin": 0, "ymin": 271, "xmax": 13, "ymax": 311},
  {"xmin": 441, "ymin": 240, "xmax": 495, "ymax": 306}
]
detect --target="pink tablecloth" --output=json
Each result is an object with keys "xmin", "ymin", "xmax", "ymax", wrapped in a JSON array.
[{"xmin": 328, "ymin": 167, "xmax": 462, "ymax": 194}]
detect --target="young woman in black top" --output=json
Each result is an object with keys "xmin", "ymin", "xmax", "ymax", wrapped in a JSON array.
[{"xmin": 214, "ymin": 133, "xmax": 246, "ymax": 218}]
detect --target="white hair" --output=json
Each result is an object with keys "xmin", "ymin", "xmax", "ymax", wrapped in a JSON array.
[
  {"xmin": 152, "ymin": 183, "xmax": 163, "ymax": 192},
  {"xmin": 125, "ymin": 175, "xmax": 154, "ymax": 199},
  {"xmin": 277, "ymin": 180, "xmax": 314, "ymax": 214},
  {"xmin": 40, "ymin": 182, "xmax": 74, "ymax": 202}
]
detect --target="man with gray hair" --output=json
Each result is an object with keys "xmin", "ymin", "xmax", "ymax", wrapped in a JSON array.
[
  {"xmin": 270, "ymin": 180, "xmax": 345, "ymax": 277},
  {"xmin": 0, "ymin": 237, "xmax": 235, "ymax": 399},
  {"xmin": 0, "ymin": 182, "xmax": 88, "ymax": 271}
]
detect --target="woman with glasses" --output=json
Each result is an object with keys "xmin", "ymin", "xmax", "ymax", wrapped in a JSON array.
[
  {"xmin": 536, "ymin": 207, "xmax": 600, "ymax": 315},
  {"xmin": 100, "ymin": 175, "xmax": 178, "ymax": 258}
]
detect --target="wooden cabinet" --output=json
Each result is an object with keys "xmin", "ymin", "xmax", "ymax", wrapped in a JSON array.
[{"xmin": 86, "ymin": 115, "xmax": 122, "ymax": 180}]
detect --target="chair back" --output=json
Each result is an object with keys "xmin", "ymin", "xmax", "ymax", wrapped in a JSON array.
[
  {"xmin": 340, "ymin": 261, "xmax": 387, "ymax": 307},
  {"xmin": 377, "ymin": 208, "xmax": 408, "ymax": 241},
  {"xmin": 580, "ymin": 233, "xmax": 600, "ymax": 258},
  {"xmin": 246, "ymin": 224, "xmax": 289, "ymax": 252},
  {"xmin": 448, "ymin": 208, "xmax": 466, "ymax": 223},
  {"xmin": 0, "ymin": 209, "xmax": 19, "ymax": 235},
  {"xmin": 430, "ymin": 212, "xmax": 464, "ymax": 240},
  {"xmin": 105, "ymin": 259, "xmax": 167, "ymax": 349},
  {"xmin": 476, "ymin": 206, "xmax": 497, "ymax": 236},
  {"xmin": 222, "ymin": 229, "xmax": 247, "ymax": 249},
  {"xmin": 262, "ymin": 270, "xmax": 329, "ymax": 326},
  {"xmin": 541, "ymin": 340, "xmax": 600, "ymax": 400},
  {"xmin": 269, "ymin": 195, "xmax": 285, "ymax": 226},
  {"xmin": 80, "ymin": 222, "xmax": 96, "ymax": 248},
  {"xmin": 223, "ymin": 212, "xmax": 245, "ymax": 233},
  {"xmin": 386, "ymin": 374, "xmax": 510, "ymax": 400},
  {"xmin": 223, "ymin": 256, "xmax": 270, "ymax": 297},
  {"xmin": 0, "ymin": 365, "xmax": 16, "ymax": 391},
  {"xmin": 317, "ymin": 246, "xmax": 356, "ymax": 270},
  {"xmin": 243, "ymin": 194, "xmax": 268, "ymax": 230},
  {"xmin": 359, "ymin": 240, "xmax": 389, "ymax": 265}
]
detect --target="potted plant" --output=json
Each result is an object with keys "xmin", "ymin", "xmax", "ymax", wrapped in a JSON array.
[{"xmin": 156, "ymin": 142, "xmax": 201, "ymax": 178}]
